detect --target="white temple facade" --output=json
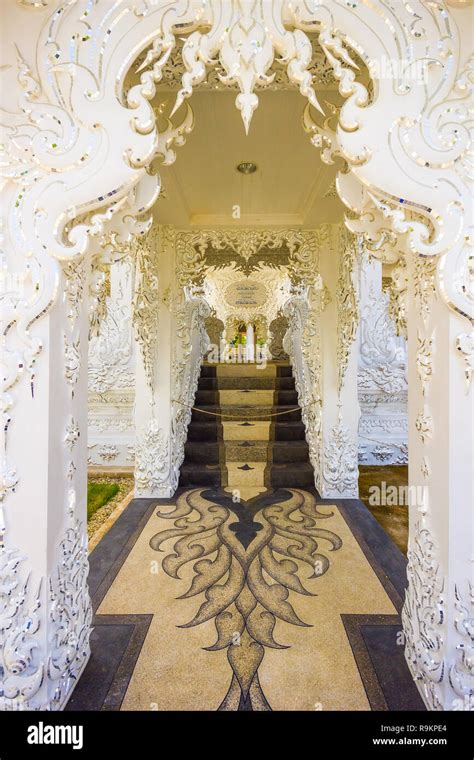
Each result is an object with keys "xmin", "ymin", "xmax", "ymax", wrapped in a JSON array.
[{"xmin": 0, "ymin": 0, "xmax": 473, "ymax": 722}]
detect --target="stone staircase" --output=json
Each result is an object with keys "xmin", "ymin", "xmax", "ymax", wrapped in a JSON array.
[{"xmin": 179, "ymin": 361, "xmax": 314, "ymax": 495}]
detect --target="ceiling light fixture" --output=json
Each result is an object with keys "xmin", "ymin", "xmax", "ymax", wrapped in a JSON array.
[{"xmin": 236, "ymin": 161, "xmax": 257, "ymax": 174}]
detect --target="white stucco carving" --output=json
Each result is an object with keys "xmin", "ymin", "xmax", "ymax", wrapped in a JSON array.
[
  {"xmin": 1, "ymin": 0, "xmax": 472, "ymax": 713},
  {"xmin": 357, "ymin": 256, "xmax": 408, "ymax": 465}
]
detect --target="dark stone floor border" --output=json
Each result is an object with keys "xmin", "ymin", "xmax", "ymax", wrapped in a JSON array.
[
  {"xmin": 66, "ymin": 614, "xmax": 153, "ymax": 712},
  {"xmin": 67, "ymin": 495, "xmax": 174, "ymax": 711},
  {"xmin": 319, "ymin": 495, "xmax": 425, "ymax": 711},
  {"xmin": 326, "ymin": 496, "xmax": 408, "ymax": 612},
  {"xmin": 88, "ymin": 497, "xmax": 167, "ymax": 611},
  {"xmin": 341, "ymin": 615, "xmax": 425, "ymax": 711},
  {"xmin": 70, "ymin": 488, "xmax": 425, "ymax": 711}
]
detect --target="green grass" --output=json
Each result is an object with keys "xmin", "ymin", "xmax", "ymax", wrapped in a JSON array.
[{"xmin": 87, "ymin": 482, "xmax": 120, "ymax": 521}]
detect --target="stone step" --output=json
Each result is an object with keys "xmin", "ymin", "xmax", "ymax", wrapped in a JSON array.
[
  {"xmin": 183, "ymin": 439, "xmax": 310, "ymax": 464},
  {"xmin": 178, "ymin": 460, "xmax": 315, "ymax": 488},
  {"xmin": 214, "ymin": 364, "xmax": 279, "ymax": 378},
  {"xmin": 268, "ymin": 462, "xmax": 315, "ymax": 488},
  {"xmin": 198, "ymin": 376, "xmax": 295, "ymax": 391},
  {"xmin": 180, "ymin": 361, "xmax": 312, "ymax": 489},
  {"xmin": 226, "ymin": 461, "xmax": 266, "ymax": 488},
  {"xmin": 186, "ymin": 418, "xmax": 307, "ymax": 441},
  {"xmin": 272, "ymin": 440, "xmax": 310, "ymax": 462},
  {"xmin": 186, "ymin": 421, "xmax": 221, "ymax": 441},
  {"xmin": 183, "ymin": 441, "xmax": 222, "ymax": 464},
  {"xmin": 178, "ymin": 463, "xmax": 222, "ymax": 487},
  {"xmin": 221, "ymin": 420, "xmax": 272, "ymax": 440},
  {"xmin": 194, "ymin": 389, "xmax": 298, "ymax": 406},
  {"xmin": 273, "ymin": 421, "xmax": 307, "ymax": 440},
  {"xmin": 201, "ymin": 363, "xmax": 293, "ymax": 378},
  {"xmin": 190, "ymin": 406, "xmax": 302, "ymax": 422}
]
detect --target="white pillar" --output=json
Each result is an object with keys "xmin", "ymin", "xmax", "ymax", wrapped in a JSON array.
[
  {"xmin": 246, "ymin": 322, "xmax": 255, "ymax": 362},
  {"xmin": 134, "ymin": 227, "xmax": 175, "ymax": 498},
  {"xmin": 319, "ymin": 226, "xmax": 360, "ymax": 498},
  {"xmin": 402, "ymin": 249, "xmax": 474, "ymax": 711},
  {"xmin": 133, "ymin": 226, "xmax": 210, "ymax": 497},
  {"xmin": 88, "ymin": 257, "xmax": 136, "ymax": 467},
  {"xmin": 1, "ymin": 258, "xmax": 92, "ymax": 710}
]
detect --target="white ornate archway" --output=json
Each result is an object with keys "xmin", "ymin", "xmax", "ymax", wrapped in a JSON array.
[{"xmin": 1, "ymin": 0, "xmax": 472, "ymax": 711}]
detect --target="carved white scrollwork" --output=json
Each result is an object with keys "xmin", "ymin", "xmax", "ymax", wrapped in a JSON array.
[
  {"xmin": 48, "ymin": 520, "xmax": 92, "ymax": 710},
  {"xmin": 449, "ymin": 582, "xmax": 474, "ymax": 708},
  {"xmin": 323, "ymin": 414, "xmax": 359, "ymax": 498},
  {"xmin": 0, "ymin": 516, "xmax": 92, "ymax": 710},
  {"xmin": 337, "ymin": 230, "xmax": 359, "ymax": 396},
  {"xmin": 2, "ymin": 0, "xmax": 473, "ymax": 715},
  {"xmin": 169, "ymin": 284, "xmax": 211, "ymax": 492},
  {"xmin": 0, "ymin": 548, "xmax": 43, "ymax": 710},
  {"xmin": 283, "ymin": 284, "xmax": 323, "ymax": 493},
  {"xmin": 402, "ymin": 524, "xmax": 446, "ymax": 711},
  {"xmin": 135, "ymin": 420, "xmax": 170, "ymax": 496},
  {"xmin": 357, "ymin": 253, "xmax": 408, "ymax": 464}
]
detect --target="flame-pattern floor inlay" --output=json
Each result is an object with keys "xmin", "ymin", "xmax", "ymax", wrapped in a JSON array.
[
  {"xmin": 97, "ymin": 486, "xmax": 401, "ymax": 711},
  {"xmin": 149, "ymin": 488, "xmax": 342, "ymax": 710}
]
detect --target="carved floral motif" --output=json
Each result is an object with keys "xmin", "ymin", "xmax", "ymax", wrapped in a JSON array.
[
  {"xmin": 415, "ymin": 411, "xmax": 433, "ymax": 444},
  {"xmin": 142, "ymin": 35, "xmax": 337, "ymax": 93},
  {"xmin": 135, "ymin": 420, "xmax": 170, "ymax": 495},
  {"xmin": 132, "ymin": 227, "xmax": 162, "ymax": 392},
  {"xmin": 268, "ymin": 311, "xmax": 289, "ymax": 361},
  {"xmin": 413, "ymin": 256, "xmax": 438, "ymax": 329},
  {"xmin": 170, "ymin": 285, "xmax": 211, "ymax": 492},
  {"xmin": 323, "ymin": 415, "xmax": 359, "ymax": 498},
  {"xmin": 283, "ymin": 285, "xmax": 323, "ymax": 492},
  {"xmin": 336, "ymin": 230, "xmax": 359, "ymax": 396},
  {"xmin": 48, "ymin": 520, "xmax": 92, "ymax": 710},
  {"xmin": 416, "ymin": 331, "xmax": 435, "ymax": 397},
  {"xmin": 449, "ymin": 582, "xmax": 474, "ymax": 708},
  {"xmin": 455, "ymin": 332, "xmax": 474, "ymax": 391},
  {"xmin": 0, "ymin": 548, "xmax": 43, "ymax": 710},
  {"xmin": 402, "ymin": 524, "xmax": 446, "ymax": 711},
  {"xmin": 388, "ymin": 256, "xmax": 409, "ymax": 339},
  {"xmin": 89, "ymin": 260, "xmax": 135, "ymax": 393},
  {"xmin": 357, "ymin": 256, "xmax": 408, "ymax": 464}
]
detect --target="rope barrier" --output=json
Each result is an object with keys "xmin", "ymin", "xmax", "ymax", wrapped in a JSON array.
[
  {"xmin": 171, "ymin": 398, "xmax": 403, "ymax": 449},
  {"xmin": 171, "ymin": 397, "xmax": 319, "ymax": 420},
  {"xmin": 358, "ymin": 433, "xmax": 408, "ymax": 450},
  {"xmin": 171, "ymin": 400, "xmax": 406, "ymax": 448}
]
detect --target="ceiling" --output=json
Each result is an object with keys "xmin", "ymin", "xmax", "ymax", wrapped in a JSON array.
[{"xmin": 152, "ymin": 89, "xmax": 343, "ymax": 230}]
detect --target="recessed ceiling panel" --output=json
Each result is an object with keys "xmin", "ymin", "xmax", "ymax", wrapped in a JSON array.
[{"xmin": 153, "ymin": 90, "xmax": 342, "ymax": 229}]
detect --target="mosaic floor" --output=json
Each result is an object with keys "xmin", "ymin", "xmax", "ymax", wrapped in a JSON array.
[
  {"xmin": 72, "ymin": 363, "xmax": 422, "ymax": 711},
  {"xmin": 69, "ymin": 486, "xmax": 424, "ymax": 712}
]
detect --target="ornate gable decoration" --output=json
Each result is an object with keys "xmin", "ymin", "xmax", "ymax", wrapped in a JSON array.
[
  {"xmin": 175, "ymin": 227, "xmax": 324, "ymax": 284},
  {"xmin": 140, "ymin": 2, "xmax": 326, "ymax": 134},
  {"xmin": 141, "ymin": 35, "xmax": 337, "ymax": 94}
]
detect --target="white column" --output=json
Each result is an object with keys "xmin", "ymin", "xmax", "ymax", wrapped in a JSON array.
[
  {"xmin": 1, "ymin": 258, "xmax": 92, "ymax": 710},
  {"xmin": 246, "ymin": 322, "xmax": 255, "ymax": 362},
  {"xmin": 134, "ymin": 227, "xmax": 175, "ymax": 498},
  {"xmin": 402, "ymin": 250, "xmax": 474, "ymax": 711},
  {"xmin": 319, "ymin": 226, "xmax": 360, "ymax": 498},
  {"xmin": 133, "ymin": 226, "xmax": 210, "ymax": 498},
  {"xmin": 88, "ymin": 257, "xmax": 136, "ymax": 468}
]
